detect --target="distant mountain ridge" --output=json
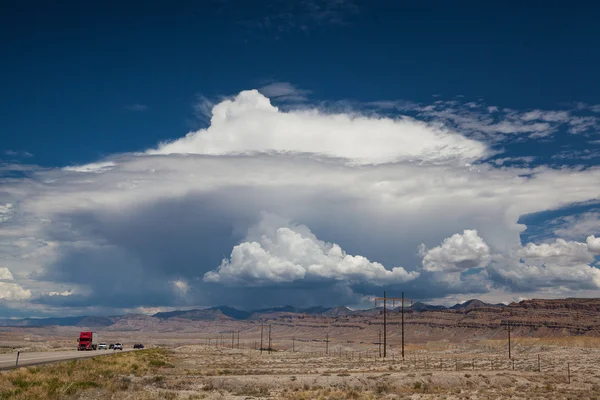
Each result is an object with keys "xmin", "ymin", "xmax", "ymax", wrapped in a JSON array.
[{"xmin": 0, "ymin": 299, "xmax": 505, "ymax": 327}]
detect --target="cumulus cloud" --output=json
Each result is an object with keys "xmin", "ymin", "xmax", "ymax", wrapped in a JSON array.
[
  {"xmin": 0, "ymin": 267, "xmax": 14, "ymax": 281},
  {"xmin": 420, "ymin": 231, "xmax": 600, "ymax": 294},
  {"xmin": 149, "ymin": 90, "xmax": 489, "ymax": 165},
  {"xmin": 421, "ymin": 230, "xmax": 490, "ymax": 273},
  {"xmin": 587, "ymin": 235, "xmax": 600, "ymax": 254},
  {"xmin": 0, "ymin": 282, "xmax": 31, "ymax": 300},
  {"xmin": 517, "ymin": 239, "xmax": 595, "ymax": 266},
  {"xmin": 204, "ymin": 217, "xmax": 418, "ymax": 286},
  {"xmin": 488, "ymin": 258, "xmax": 600, "ymax": 291},
  {"xmin": 0, "ymin": 268, "xmax": 31, "ymax": 300}
]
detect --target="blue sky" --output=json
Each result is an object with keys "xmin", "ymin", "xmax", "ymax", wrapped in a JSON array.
[
  {"xmin": 1, "ymin": 0, "xmax": 600, "ymax": 317},
  {"xmin": 3, "ymin": 0, "xmax": 600, "ymax": 166}
]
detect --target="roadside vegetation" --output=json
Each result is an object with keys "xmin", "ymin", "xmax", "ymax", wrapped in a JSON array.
[
  {"xmin": 0, "ymin": 348, "xmax": 172, "ymax": 400},
  {"xmin": 3, "ymin": 342, "xmax": 600, "ymax": 399}
]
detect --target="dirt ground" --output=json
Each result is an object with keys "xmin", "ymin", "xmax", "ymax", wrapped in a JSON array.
[
  {"xmin": 145, "ymin": 339, "xmax": 600, "ymax": 400},
  {"xmin": 2, "ymin": 335, "xmax": 600, "ymax": 399}
]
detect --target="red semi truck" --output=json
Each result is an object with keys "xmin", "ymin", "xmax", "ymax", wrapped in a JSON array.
[{"xmin": 77, "ymin": 331, "xmax": 99, "ymax": 350}]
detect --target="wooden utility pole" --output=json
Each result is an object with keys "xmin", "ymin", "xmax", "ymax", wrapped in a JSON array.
[
  {"xmin": 237, "ymin": 331, "xmax": 240, "ymax": 349},
  {"xmin": 383, "ymin": 291, "xmax": 387, "ymax": 358},
  {"xmin": 268, "ymin": 324, "xmax": 272, "ymax": 354},
  {"xmin": 401, "ymin": 292, "xmax": 404, "ymax": 359},
  {"xmin": 325, "ymin": 331, "xmax": 329, "ymax": 355},
  {"xmin": 292, "ymin": 337, "xmax": 295, "ymax": 352},
  {"xmin": 260, "ymin": 324, "xmax": 264, "ymax": 354},
  {"xmin": 374, "ymin": 291, "xmax": 411, "ymax": 358},
  {"xmin": 508, "ymin": 324, "xmax": 511, "ymax": 359}
]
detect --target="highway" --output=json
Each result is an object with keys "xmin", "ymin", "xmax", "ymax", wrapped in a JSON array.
[{"xmin": 0, "ymin": 349, "xmax": 134, "ymax": 370}]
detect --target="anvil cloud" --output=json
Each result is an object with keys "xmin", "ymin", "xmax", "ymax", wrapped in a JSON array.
[{"xmin": 0, "ymin": 90, "xmax": 599, "ymax": 316}]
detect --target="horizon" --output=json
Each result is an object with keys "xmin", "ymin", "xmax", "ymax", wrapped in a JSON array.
[
  {"xmin": 2, "ymin": 296, "xmax": 583, "ymax": 320},
  {"xmin": 1, "ymin": 1, "xmax": 600, "ymax": 318}
]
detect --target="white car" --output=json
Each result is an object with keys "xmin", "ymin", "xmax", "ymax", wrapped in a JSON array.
[
  {"xmin": 98, "ymin": 342, "xmax": 107, "ymax": 350},
  {"xmin": 113, "ymin": 343, "xmax": 123, "ymax": 350}
]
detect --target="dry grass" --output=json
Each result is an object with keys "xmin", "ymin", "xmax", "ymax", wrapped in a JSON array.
[
  {"xmin": 0, "ymin": 348, "xmax": 172, "ymax": 400},
  {"xmin": 3, "ymin": 339, "xmax": 600, "ymax": 399},
  {"xmin": 485, "ymin": 336, "xmax": 600, "ymax": 349}
]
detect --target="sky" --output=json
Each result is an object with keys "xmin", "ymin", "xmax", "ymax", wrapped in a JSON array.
[{"xmin": 1, "ymin": 0, "xmax": 600, "ymax": 317}]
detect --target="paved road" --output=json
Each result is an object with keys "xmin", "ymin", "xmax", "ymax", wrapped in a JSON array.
[{"xmin": 0, "ymin": 349, "xmax": 134, "ymax": 370}]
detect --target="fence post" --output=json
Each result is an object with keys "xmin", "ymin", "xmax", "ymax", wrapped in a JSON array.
[
  {"xmin": 538, "ymin": 354, "xmax": 541, "ymax": 372},
  {"xmin": 567, "ymin": 363, "xmax": 571, "ymax": 384},
  {"xmin": 472, "ymin": 359, "xmax": 475, "ymax": 371},
  {"xmin": 15, "ymin": 351, "xmax": 20, "ymax": 367},
  {"xmin": 512, "ymin": 359, "xmax": 515, "ymax": 371}
]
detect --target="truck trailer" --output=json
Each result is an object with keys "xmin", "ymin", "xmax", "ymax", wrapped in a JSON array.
[{"xmin": 78, "ymin": 331, "xmax": 99, "ymax": 350}]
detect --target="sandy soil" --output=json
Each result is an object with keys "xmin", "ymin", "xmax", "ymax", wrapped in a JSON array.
[
  {"xmin": 2, "ymin": 328, "xmax": 600, "ymax": 399},
  {"xmin": 114, "ymin": 339, "xmax": 600, "ymax": 399}
]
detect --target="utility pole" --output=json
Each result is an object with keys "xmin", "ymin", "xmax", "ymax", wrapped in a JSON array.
[
  {"xmin": 268, "ymin": 324, "xmax": 272, "ymax": 354},
  {"xmin": 292, "ymin": 336, "xmax": 295, "ymax": 352},
  {"xmin": 383, "ymin": 291, "xmax": 387, "ymax": 358},
  {"xmin": 508, "ymin": 324, "xmax": 511, "ymax": 359},
  {"xmin": 401, "ymin": 292, "xmax": 409, "ymax": 359},
  {"xmin": 231, "ymin": 331, "xmax": 235, "ymax": 348},
  {"xmin": 260, "ymin": 324, "xmax": 264, "ymax": 354},
  {"xmin": 374, "ymin": 291, "xmax": 411, "ymax": 358},
  {"xmin": 237, "ymin": 331, "xmax": 240, "ymax": 349},
  {"xmin": 325, "ymin": 331, "xmax": 329, "ymax": 355}
]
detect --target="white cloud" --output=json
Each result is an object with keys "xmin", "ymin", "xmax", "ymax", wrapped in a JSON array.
[
  {"xmin": 0, "ymin": 282, "xmax": 31, "ymax": 300},
  {"xmin": 587, "ymin": 235, "xmax": 600, "ymax": 254},
  {"xmin": 551, "ymin": 212, "xmax": 600, "ymax": 240},
  {"xmin": 521, "ymin": 110, "xmax": 569, "ymax": 122},
  {"xmin": 421, "ymin": 232, "xmax": 600, "ymax": 293},
  {"xmin": 0, "ymin": 203, "xmax": 13, "ymax": 220},
  {"xmin": 375, "ymin": 99, "xmax": 600, "ymax": 141},
  {"xmin": 517, "ymin": 239, "xmax": 595, "ymax": 266},
  {"xmin": 149, "ymin": 90, "xmax": 489, "ymax": 165},
  {"xmin": 204, "ymin": 217, "xmax": 418, "ymax": 286},
  {"xmin": 171, "ymin": 280, "xmax": 189, "ymax": 294},
  {"xmin": 4, "ymin": 150, "xmax": 33, "ymax": 158},
  {"xmin": 2, "ymin": 89, "xmax": 600, "ymax": 313},
  {"xmin": 489, "ymin": 258, "xmax": 600, "ymax": 291},
  {"xmin": 48, "ymin": 290, "xmax": 73, "ymax": 296},
  {"xmin": 63, "ymin": 161, "xmax": 116, "ymax": 173},
  {"xmin": 0, "ymin": 267, "xmax": 14, "ymax": 281},
  {"xmin": 421, "ymin": 230, "xmax": 490, "ymax": 273},
  {"xmin": 493, "ymin": 156, "xmax": 535, "ymax": 166},
  {"xmin": 258, "ymin": 82, "xmax": 310, "ymax": 102}
]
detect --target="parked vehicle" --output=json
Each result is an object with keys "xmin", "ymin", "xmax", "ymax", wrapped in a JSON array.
[
  {"xmin": 98, "ymin": 342, "xmax": 107, "ymax": 350},
  {"xmin": 113, "ymin": 343, "xmax": 123, "ymax": 350},
  {"xmin": 133, "ymin": 343, "xmax": 144, "ymax": 349},
  {"xmin": 109, "ymin": 344, "xmax": 115, "ymax": 349},
  {"xmin": 77, "ymin": 332, "xmax": 99, "ymax": 350}
]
